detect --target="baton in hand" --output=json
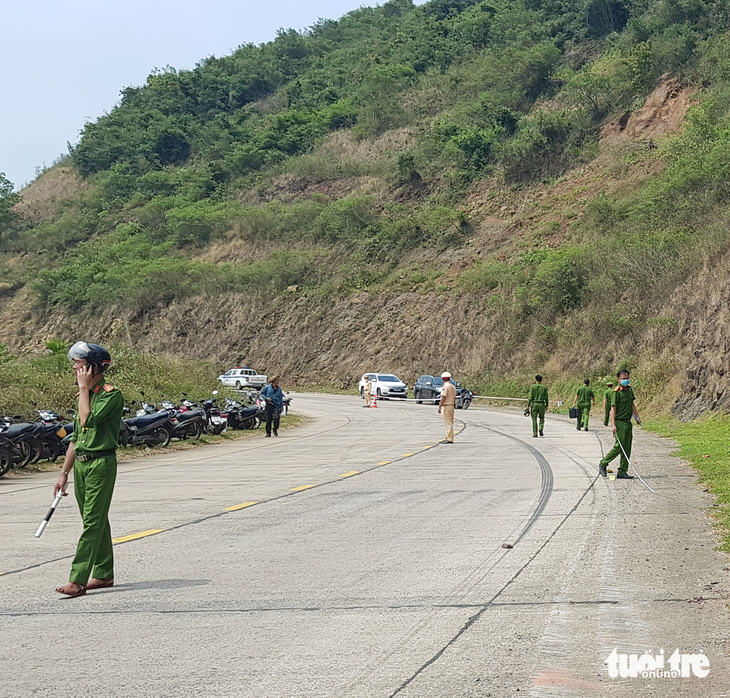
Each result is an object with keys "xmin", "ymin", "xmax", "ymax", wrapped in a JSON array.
[{"xmin": 35, "ymin": 491, "xmax": 64, "ymax": 538}]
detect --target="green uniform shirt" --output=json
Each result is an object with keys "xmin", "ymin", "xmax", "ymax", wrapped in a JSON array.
[
  {"xmin": 576, "ymin": 385, "xmax": 595, "ymax": 407},
  {"xmin": 604, "ymin": 388, "xmax": 613, "ymax": 406},
  {"xmin": 70, "ymin": 379, "xmax": 124, "ymax": 453},
  {"xmin": 528, "ymin": 383, "xmax": 549, "ymax": 406},
  {"xmin": 610, "ymin": 385, "xmax": 636, "ymax": 422}
]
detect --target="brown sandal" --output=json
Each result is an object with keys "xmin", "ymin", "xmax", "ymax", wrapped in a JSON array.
[
  {"xmin": 86, "ymin": 578, "xmax": 114, "ymax": 591},
  {"xmin": 55, "ymin": 582, "xmax": 86, "ymax": 598}
]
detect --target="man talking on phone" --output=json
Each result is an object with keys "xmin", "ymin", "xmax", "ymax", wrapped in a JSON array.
[{"xmin": 54, "ymin": 342, "xmax": 124, "ymax": 598}]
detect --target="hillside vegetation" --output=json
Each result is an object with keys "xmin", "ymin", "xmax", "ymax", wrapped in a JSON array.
[{"xmin": 3, "ymin": 0, "xmax": 730, "ymax": 415}]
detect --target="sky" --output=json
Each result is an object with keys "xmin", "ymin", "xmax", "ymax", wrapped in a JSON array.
[{"xmin": 0, "ymin": 0, "xmax": 426, "ymax": 190}]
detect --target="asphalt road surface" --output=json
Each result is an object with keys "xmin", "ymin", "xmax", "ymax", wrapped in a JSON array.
[{"xmin": 1, "ymin": 394, "xmax": 729, "ymax": 697}]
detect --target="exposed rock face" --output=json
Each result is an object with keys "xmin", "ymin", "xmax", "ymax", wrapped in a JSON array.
[
  {"xmin": 674, "ymin": 347, "xmax": 725, "ymax": 421},
  {"xmin": 600, "ymin": 76, "xmax": 694, "ymax": 147},
  {"xmin": 670, "ymin": 257, "xmax": 730, "ymax": 420}
]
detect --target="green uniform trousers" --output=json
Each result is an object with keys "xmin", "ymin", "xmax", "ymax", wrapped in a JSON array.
[
  {"xmin": 70, "ymin": 454, "xmax": 117, "ymax": 585},
  {"xmin": 531, "ymin": 404, "xmax": 546, "ymax": 436},
  {"xmin": 604, "ymin": 404, "xmax": 611, "ymax": 427},
  {"xmin": 600, "ymin": 420, "xmax": 632, "ymax": 474},
  {"xmin": 577, "ymin": 403, "xmax": 591, "ymax": 429}
]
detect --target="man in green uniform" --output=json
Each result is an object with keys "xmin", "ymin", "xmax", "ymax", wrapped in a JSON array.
[
  {"xmin": 527, "ymin": 374, "xmax": 549, "ymax": 438},
  {"xmin": 573, "ymin": 379, "xmax": 596, "ymax": 431},
  {"xmin": 54, "ymin": 342, "xmax": 124, "ymax": 597},
  {"xmin": 603, "ymin": 381, "xmax": 614, "ymax": 426},
  {"xmin": 599, "ymin": 369, "xmax": 642, "ymax": 479}
]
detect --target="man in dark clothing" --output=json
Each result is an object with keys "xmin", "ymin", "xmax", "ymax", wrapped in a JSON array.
[{"xmin": 261, "ymin": 376, "xmax": 284, "ymax": 437}]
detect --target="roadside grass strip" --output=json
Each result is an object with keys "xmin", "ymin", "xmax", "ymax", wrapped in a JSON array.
[
  {"xmin": 645, "ymin": 415, "xmax": 730, "ymax": 553},
  {"xmin": 112, "ymin": 529, "xmax": 164, "ymax": 544}
]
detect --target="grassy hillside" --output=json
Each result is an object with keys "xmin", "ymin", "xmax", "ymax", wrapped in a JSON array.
[{"xmin": 3, "ymin": 0, "xmax": 730, "ymax": 415}]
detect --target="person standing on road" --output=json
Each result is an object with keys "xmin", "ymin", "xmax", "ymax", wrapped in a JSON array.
[
  {"xmin": 527, "ymin": 375, "xmax": 549, "ymax": 438},
  {"xmin": 261, "ymin": 376, "xmax": 284, "ymax": 438},
  {"xmin": 603, "ymin": 381, "xmax": 614, "ymax": 426},
  {"xmin": 573, "ymin": 379, "xmax": 596, "ymax": 431},
  {"xmin": 363, "ymin": 375, "xmax": 372, "ymax": 408},
  {"xmin": 438, "ymin": 371, "xmax": 456, "ymax": 444},
  {"xmin": 54, "ymin": 342, "xmax": 124, "ymax": 598},
  {"xmin": 599, "ymin": 369, "xmax": 642, "ymax": 479}
]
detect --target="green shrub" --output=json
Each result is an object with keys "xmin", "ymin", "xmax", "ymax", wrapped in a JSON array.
[
  {"xmin": 44, "ymin": 339, "xmax": 68, "ymax": 355},
  {"xmin": 529, "ymin": 248, "xmax": 589, "ymax": 313}
]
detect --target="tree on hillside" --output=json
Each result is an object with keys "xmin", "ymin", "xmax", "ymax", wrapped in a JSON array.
[{"xmin": 0, "ymin": 173, "xmax": 20, "ymax": 244}]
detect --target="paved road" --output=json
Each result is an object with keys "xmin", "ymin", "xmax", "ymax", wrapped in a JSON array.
[{"xmin": 1, "ymin": 394, "xmax": 729, "ymax": 697}]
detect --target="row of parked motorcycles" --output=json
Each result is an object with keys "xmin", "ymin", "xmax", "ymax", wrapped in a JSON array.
[{"xmin": 0, "ymin": 390, "xmax": 292, "ymax": 478}]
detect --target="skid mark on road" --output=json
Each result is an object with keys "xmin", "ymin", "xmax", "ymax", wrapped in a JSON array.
[
  {"xmin": 465, "ymin": 421, "xmax": 554, "ymax": 546},
  {"xmin": 384, "ymin": 421, "xmax": 614, "ymax": 698},
  {"xmin": 387, "ymin": 468, "xmax": 598, "ymax": 697}
]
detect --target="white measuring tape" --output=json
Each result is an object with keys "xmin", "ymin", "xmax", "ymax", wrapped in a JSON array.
[{"xmin": 610, "ymin": 424, "xmax": 707, "ymax": 510}]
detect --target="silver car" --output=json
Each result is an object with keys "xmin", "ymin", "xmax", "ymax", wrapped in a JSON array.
[{"xmin": 358, "ymin": 373, "xmax": 408, "ymax": 399}]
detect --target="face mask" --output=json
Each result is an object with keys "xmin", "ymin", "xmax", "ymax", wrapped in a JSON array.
[{"xmin": 620, "ymin": 379, "xmax": 630, "ymax": 387}]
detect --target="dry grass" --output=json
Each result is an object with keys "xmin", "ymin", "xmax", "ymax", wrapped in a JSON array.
[
  {"xmin": 243, "ymin": 128, "xmax": 414, "ymax": 204},
  {"xmin": 15, "ymin": 166, "xmax": 87, "ymax": 224}
]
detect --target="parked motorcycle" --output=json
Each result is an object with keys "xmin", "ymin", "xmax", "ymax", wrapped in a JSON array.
[
  {"xmin": 120, "ymin": 401, "xmax": 174, "ymax": 448},
  {"xmin": 223, "ymin": 397, "xmax": 262, "ymax": 430},
  {"xmin": 0, "ymin": 435, "xmax": 13, "ymax": 477},
  {"xmin": 162, "ymin": 397, "xmax": 205, "ymax": 441},
  {"xmin": 35, "ymin": 409, "xmax": 69, "ymax": 462},
  {"xmin": 282, "ymin": 394, "xmax": 292, "ymax": 415},
  {"xmin": 0, "ymin": 415, "xmax": 41, "ymax": 468},
  {"xmin": 201, "ymin": 390, "xmax": 226, "ymax": 435},
  {"xmin": 459, "ymin": 389, "xmax": 473, "ymax": 410}
]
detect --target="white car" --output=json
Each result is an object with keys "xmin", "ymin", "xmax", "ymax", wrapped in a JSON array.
[
  {"xmin": 358, "ymin": 373, "xmax": 408, "ymax": 400},
  {"xmin": 217, "ymin": 367, "xmax": 268, "ymax": 390}
]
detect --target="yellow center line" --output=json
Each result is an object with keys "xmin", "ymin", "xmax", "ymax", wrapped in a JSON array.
[
  {"xmin": 223, "ymin": 501, "xmax": 259, "ymax": 512},
  {"xmin": 94, "ymin": 449, "xmax": 424, "ymax": 549},
  {"xmin": 422, "ymin": 445, "xmax": 434, "ymax": 449},
  {"xmin": 113, "ymin": 529, "xmax": 164, "ymax": 544}
]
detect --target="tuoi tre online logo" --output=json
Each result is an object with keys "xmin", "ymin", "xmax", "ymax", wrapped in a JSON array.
[{"xmin": 606, "ymin": 649, "xmax": 710, "ymax": 679}]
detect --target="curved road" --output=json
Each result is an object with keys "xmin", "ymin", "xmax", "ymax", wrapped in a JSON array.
[{"xmin": 1, "ymin": 394, "xmax": 729, "ymax": 697}]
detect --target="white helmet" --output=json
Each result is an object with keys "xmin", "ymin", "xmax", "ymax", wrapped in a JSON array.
[{"xmin": 67, "ymin": 341, "xmax": 112, "ymax": 372}]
